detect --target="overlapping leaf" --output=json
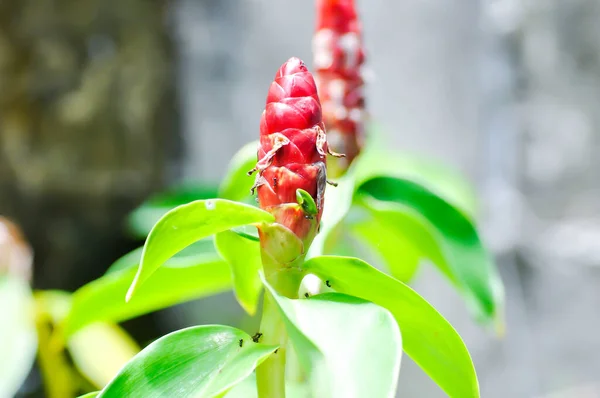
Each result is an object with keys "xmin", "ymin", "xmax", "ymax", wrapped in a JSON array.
[
  {"xmin": 98, "ymin": 326, "xmax": 277, "ymax": 398},
  {"xmin": 126, "ymin": 199, "xmax": 273, "ymax": 300},
  {"xmin": 357, "ymin": 177, "xmax": 503, "ymax": 322},
  {"xmin": 262, "ymin": 275, "xmax": 401, "ymax": 398},
  {"xmin": 127, "ymin": 184, "xmax": 220, "ymax": 239},
  {"xmin": 64, "ymin": 248, "xmax": 232, "ymax": 337},
  {"xmin": 215, "ymin": 230, "xmax": 263, "ymax": 315},
  {"xmin": 303, "ymin": 256, "xmax": 480, "ymax": 398}
]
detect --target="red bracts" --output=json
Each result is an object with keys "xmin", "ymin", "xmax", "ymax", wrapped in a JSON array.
[
  {"xmin": 314, "ymin": 0, "xmax": 365, "ymax": 175},
  {"xmin": 251, "ymin": 57, "xmax": 336, "ymax": 240}
]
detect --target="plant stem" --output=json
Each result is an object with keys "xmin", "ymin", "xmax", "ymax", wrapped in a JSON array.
[
  {"xmin": 256, "ymin": 266, "xmax": 303, "ymax": 398},
  {"xmin": 256, "ymin": 292, "xmax": 288, "ymax": 398}
]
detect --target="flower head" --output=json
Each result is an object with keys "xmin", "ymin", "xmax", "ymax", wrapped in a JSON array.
[
  {"xmin": 251, "ymin": 57, "xmax": 335, "ymax": 243},
  {"xmin": 314, "ymin": 0, "xmax": 366, "ymax": 176}
]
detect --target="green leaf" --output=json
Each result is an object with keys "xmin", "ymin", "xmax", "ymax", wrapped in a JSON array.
[
  {"xmin": 126, "ymin": 199, "xmax": 274, "ymax": 301},
  {"xmin": 354, "ymin": 140, "xmax": 478, "ymax": 219},
  {"xmin": 303, "ymin": 256, "xmax": 480, "ymax": 398},
  {"xmin": 98, "ymin": 325, "xmax": 277, "ymax": 398},
  {"xmin": 224, "ymin": 374, "xmax": 308, "ymax": 398},
  {"xmin": 219, "ymin": 141, "xmax": 258, "ymax": 203},
  {"xmin": 349, "ymin": 198, "xmax": 451, "ymax": 282},
  {"xmin": 262, "ymin": 275, "xmax": 402, "ymax": 398},
  {"xmin": 358, "ymin": 176, "xmax": 504, "ymax": 322},
  {"xmin": 68, "ymin": 322, "xmax": 140, "ymax": 388},
  {"xmin": 214, "ymin": 230, "xmax": 263, "ymax": 315},
  {"xmin": 64, "ymin": 249, "xmax": 232, "ymax": 337},
  {"xmin": 0, "ymin": 276, "xmax": 37, "ymax": 398},
  {"xmin": 77, "ymin": 392, "xmax": 100, "ymax": 398},
  {"xmin": 349, "ymin": 206, "xmax": 423, "ymax": 282},
  {"xmin": 105, "ymin": 239, "xmax": 216, "ymax": 275},
  {"xmin": 127, "ymin": 184, "xmax": 220, "ymax": 239}
]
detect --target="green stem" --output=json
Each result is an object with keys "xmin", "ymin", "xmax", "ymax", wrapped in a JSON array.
[
  {"xmin": 256, "ymin": 292, "xmax": 288, "ymax": 398},
  {"xmin": 255, "ymin": 221, "xmax": 306, "ymax": 398},
  {"xmin": 255, "ymin": 266, "xmax": 303, "ymax": 398}
]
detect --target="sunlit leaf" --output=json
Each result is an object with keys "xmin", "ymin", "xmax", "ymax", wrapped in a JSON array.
[
  {"xmin": 105, "ymin": 239, "xmax": 216, "ymax": 275},
  {"xmin": 262, "ymin": 274, "xmax": 402, "ymax": 398},
  {"xmin": 68, "ymin": 322, "xmax": 140, "ymax": 388},
  {"xmin": 349, "ymin": 214, "xmax": 421, "ymax": 282},
  {"xmin": 78, "ymin": 392, "xmax": 100, "ymax": 398},
  {"xmin": 0, "ymin": 276, "xmax": 37, "ymax": 398},
  {"xmin": 219, "ymin": 141, "xmax": 259, "ymax": 203},
  {"xmin": 349, "ymin": 199, "xmax": 448, "ymax": 283},
  {"xmin": 355, "ymin": 138, "xmax": 478, "ymax": 219},
  {"xmin": 126, "ymin": 199, "xmax": 274, "ymax": 301},
  {"xmin": 127, "ymin": 184, "xmax": 220, "ymax": 239},
  {"xmin": 63, "ymin": 249, "xmax": 232, "ymax": 337},
  {"xmin": 215, "ymin": 230, "xmax": 263, "ymax": 315},
  {"xmin": 224, "ymin": 373, "xmax": 308, "ymax": 398},
  {"xmin": 98, "ymin": 325, "xmax": 277, "ymax": 398},
  {"xmin": 358, "ymin": 176, "xmax": 504, "ymax": 322},
  {"xmin": 303, "ymin": 256, "xmax": 480, "ymax": 398}
]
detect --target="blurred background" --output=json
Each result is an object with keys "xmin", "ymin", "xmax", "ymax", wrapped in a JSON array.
[{"xmin": 1, "ymin": 0, "xmax": 600, "ymax": 397}]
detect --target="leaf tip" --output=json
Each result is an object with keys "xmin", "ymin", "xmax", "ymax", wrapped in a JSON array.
[{"xmin": 241, "ymin": 301, "xmax": 257, "ymax": 317}]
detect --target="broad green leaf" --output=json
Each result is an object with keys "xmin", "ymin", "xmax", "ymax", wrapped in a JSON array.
[
  {"xmin": 68, "ymin": 322, "xmax": 140, "ymax": 388},
  {"xmin": 64, "ymin": 250, "xmax": 232, "ymax": 337},
  {"xmin": 105, "ymin": 239, "xmax": 216, "ymax": 275},
  {"xmin": 127, "ymin": 184, "xmax": 220, "ymax": 239},
  {"xmin": 358, "ymin": 177, "xmax": 504, "ymax": 322},
  {"xmin": 349, "ymin": 198, "xmax": 451, "ymax": 282},
  {"xmin": 78, "ymin": 393, "xmax": 100, "ymax": 398},
  {"xmin": 219, "ymin": 141, "xmax": 258, "ymax": 203},
  {"xmin": 224, "ymin": 374, "xmax": 309, "ymax": 398},
  {"xmin": 126, "ymin": 199, "xmax": 274, "ymax": 301},
  {"xmin": 354, "ymin": 141, "xmax": 478, "ymax": 219},
  {"xmin": 98, "ymin": 325, "xmax": 277, "ymax": 398},
  {"xmin": 215, "ymin": 230, "xmax": 263, "ymax": 315},
  {"xmin": 349, "ymin": 208, "xmax": 422, "ymax": 282},
  {"xmin": 0, "ymin": 276, "xmax": 37, "ymax": 398},
  {"xmin": 262, "ymin": 275, "xmax": 402, "ymax": 398},
  {"xmin": 303, "ymin": 256, "xmax": 480, "ymax": 398}
]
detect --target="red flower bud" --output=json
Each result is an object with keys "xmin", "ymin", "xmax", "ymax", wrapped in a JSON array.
[
  {"xmin": 251, "ymin": 57, "xmax": 335, "ymax": 241},
  {"xmin": 314, "ymin": 0, "xmax": 366, "ymax": 176}
]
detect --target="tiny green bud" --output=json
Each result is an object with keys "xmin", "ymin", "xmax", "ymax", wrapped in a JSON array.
[{"xmin": 296, "ymin": 189, "xmax": 318, "ymax": 216}]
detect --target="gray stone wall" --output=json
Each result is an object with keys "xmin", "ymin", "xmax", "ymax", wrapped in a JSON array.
[{"xmin": 0, "ymin": 0, "xmax": 178, "ymax": 289}]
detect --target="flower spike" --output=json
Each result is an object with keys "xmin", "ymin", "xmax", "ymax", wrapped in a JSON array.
[
  {"xmin": 254, "ymin": 57, "xmax": 332, "ymax": 245},
  {"xmin": 314, "ymin": 0, "xmax": 366, "ymax": 176}
]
